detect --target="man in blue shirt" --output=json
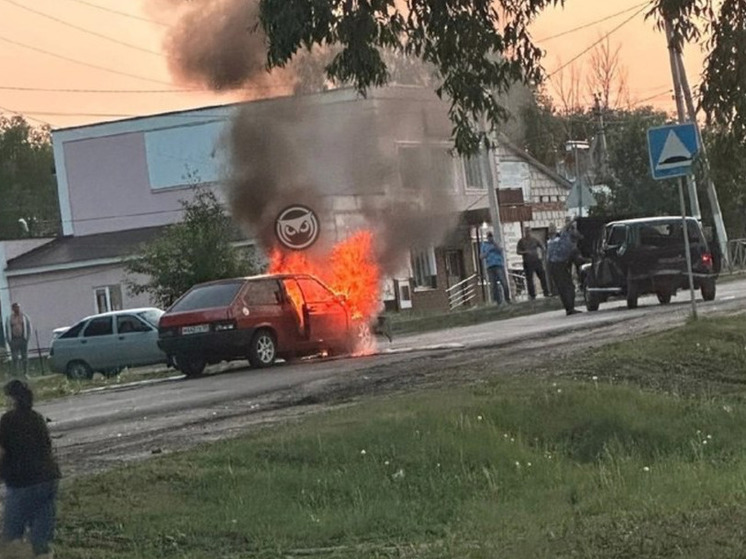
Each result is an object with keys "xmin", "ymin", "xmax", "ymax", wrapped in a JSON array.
[{"xmin": 480, "ymin": 232, "xmax": 510, "ymax": 305}]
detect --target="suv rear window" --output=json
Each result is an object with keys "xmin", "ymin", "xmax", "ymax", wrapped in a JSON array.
[
  {"xmin": 170, "ymin": 281, "xmax": 243, "ymax": 312},
  {"xmin": 636, "ymin": 221, "xmax": 701, "ymax": 248}
]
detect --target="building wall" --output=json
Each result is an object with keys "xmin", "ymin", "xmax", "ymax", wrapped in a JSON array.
[{"xmin": 7, "ymin": 264, "xmax": 152, "ymax": 350}]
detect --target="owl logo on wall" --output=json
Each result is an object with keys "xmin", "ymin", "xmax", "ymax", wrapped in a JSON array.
[{"xmin": 275, "ymin": 205, "xmax": 320, "ymax": 250}]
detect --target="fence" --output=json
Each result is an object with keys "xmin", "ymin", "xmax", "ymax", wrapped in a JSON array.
[
  {"xmin": 446, "ymin": 274, "xmax": 479, "ymax": 310},
  {"xmin": 727, "ymin": 239, "xmax": 746, "ymax": 271}
]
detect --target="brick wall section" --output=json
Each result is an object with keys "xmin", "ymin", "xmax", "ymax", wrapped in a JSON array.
[{"xmin": 410, "ymin": 248, "xmax": 450, "ymax": 312}]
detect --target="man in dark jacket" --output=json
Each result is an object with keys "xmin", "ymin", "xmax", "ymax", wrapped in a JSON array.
[
  {"xmin": 0, "ymin": 380, "xmax": 60, "ymax": 558},
  {"xmin": 547, "ymin": 223, "xmax": 584, "ymax": 316},
  {"xmin": 517, "ymin": 226, "xmax": 549, "ymax": 299}
]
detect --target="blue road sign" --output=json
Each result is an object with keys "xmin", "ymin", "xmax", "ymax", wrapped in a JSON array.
[{"xmin": 647, "ymin": 122, "xmax": 699, "ymax": 180}]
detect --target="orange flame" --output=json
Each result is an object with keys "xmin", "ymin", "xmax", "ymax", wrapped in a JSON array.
[{"xmin": 268, "ymin": 230, "xmax": 381, "ymax": 323}]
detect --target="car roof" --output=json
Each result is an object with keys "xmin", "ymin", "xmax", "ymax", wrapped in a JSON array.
[
  {"xmin": 606, "ymin": 216, "xmax": 700, "ymax": 227},
  {"xmin": 189, "ymin": 273, "xmax": 321, "ymax": 288},
  {"xmin": 77, "ymin": 307, "xmax": 163, "ymax": 322}
]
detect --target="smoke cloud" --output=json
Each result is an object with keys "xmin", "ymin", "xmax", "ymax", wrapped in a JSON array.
[
  {"xmin": 156, "ymin": 0, "xmax": 460, "ymax": 277},
  {"xmin": 150, "ymin": 0, "xmax": 292, "ymax": 92}
]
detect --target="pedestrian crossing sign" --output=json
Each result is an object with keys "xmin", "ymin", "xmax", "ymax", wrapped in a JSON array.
[{"xmin": 647, "ymin": 122, "xmax": 699, "ymax": 180}]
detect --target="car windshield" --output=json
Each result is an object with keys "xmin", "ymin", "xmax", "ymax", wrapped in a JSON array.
[
  {"xmin": 169, "ymin": 281, "xmax": 243, "ymax": 312},
  {"xmin": 137, "ymin": 309, "xmax": 164, "ymax": 326}
]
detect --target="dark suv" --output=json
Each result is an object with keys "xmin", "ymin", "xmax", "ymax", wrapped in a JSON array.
[
  {"xmin": 581, "ymin": 216, "xmax": 718, "ymax": 311},
  {"xmin": 158, "ymin": 274, "xmax": 362, "ymax": 377}
]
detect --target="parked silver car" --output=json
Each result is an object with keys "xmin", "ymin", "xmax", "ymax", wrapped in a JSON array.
[{"xmin": 50, "ymin": 308, "xmax": 167, "ymax": 380}]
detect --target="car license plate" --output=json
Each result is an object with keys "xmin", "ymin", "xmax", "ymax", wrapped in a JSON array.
[{"xmin": 181, "ymin": 324, "xmax": 209, "ymax": 335}]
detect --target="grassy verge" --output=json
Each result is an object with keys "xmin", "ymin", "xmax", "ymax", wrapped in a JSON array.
[{"xmin": 54, "ymin": 315, "xmax": 746, "ymax": 558}]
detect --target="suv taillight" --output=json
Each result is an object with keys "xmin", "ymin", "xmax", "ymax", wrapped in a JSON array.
[{"xmin": 702, "ymin": 252, "xmax": 713, "ymax": 267}]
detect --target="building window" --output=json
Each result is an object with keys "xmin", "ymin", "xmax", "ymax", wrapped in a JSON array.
[
  {"xmin": 411, "ymin": 247, "xmax": 437, "ymax": 289},
  {"xmin": 462, "ymin": 152, "xmax": 490, "ymax": 190},
  {"xmin": 398, "ymin": 144, "xmax": 455, "ymax": 192},
  {"xmin": 94, "ymin": 285, "xmax": 123, "ymax": 313}
]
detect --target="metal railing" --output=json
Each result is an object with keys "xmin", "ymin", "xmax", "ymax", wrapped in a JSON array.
[
  {"xmin": 447, "ymin": 273, "xmax": 478, "ymax": 310},
  {"xmin": 728, "ymin": 239, "xmax": 746, "ymax": 271}
]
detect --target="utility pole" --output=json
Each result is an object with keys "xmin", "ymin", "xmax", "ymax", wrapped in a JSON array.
[
  {"xmin": 675, "ymin": 50, "xmax": 730, "ymax": 268},
  {"xmin": 593, "ymin": 93, "xmax": 610, "ymax": 179},
  {"xmin": 480, "ymin": 117, "xmax": 511, "ymax": 302},
  {"xmin": 665, "ymin": 19, "xmax": 701, "ymax": 221}
]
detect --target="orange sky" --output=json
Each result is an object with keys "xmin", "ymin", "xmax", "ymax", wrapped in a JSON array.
[{"xmin": 0, "ymin": 0, "xmax": 707, "ymax": 129}]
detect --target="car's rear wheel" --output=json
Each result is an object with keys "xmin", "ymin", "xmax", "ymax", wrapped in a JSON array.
[
  {"xmin": 66, "ymin": 360, "xmax": 93, "ymax": 381},
  {"xmin": 248, "ymin": 329, "xmax": 276, "ymax": 368},
  {"xmin": 656, "ymin": 290, "xmax": 672, "ymax": 305},
  {"xmin": 583, "ymin": 279, "xmax": 600, "ymax": 312},
  {"xmin": 626, "ymin": 276, "xmax": 639, "ymax": 310},
  {"xmin": 701, "ymin": 279, "xmax": 717, "ymax": 301},
  {"xmin": 175, "ymin": 354, "xmax": 206, "ymax": 378}
]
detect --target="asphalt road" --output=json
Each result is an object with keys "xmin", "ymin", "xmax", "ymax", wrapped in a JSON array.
[{"xmin": 37, "ymin": 277, "xmax": 746, "ymax": 476}]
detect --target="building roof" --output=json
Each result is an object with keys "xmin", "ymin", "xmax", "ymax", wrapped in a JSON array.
[
  {"xmin": 5, "ymin": 226, "xmax": 168, "ymax": 271},
  {"xmin": 499, "ymin": 135, "xmax": 573, "ymax": 190}
]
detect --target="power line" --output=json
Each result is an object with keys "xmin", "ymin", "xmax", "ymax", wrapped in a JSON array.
[
  {"xmin": 2, "ymin": 0, "xmax": 163, "ymax": 57},
  {"xmin": 59, "ymin": 0, "xmax": 168, "ymax": 27},
  {"xmin": 0, "ymin": 33, "xmax": 175, "ymax": 86},
  {"xmin": 0, "ymin": 83, "xmax": 282, "ymax": 94},
  {"xmin": 547, "ymin": 4, "xmax": 649, "ymax": 79},
  {"xmin": 0, "ymin": 104, "xmax": 50, "ymax": 126},
  {"xmin": 536, "ymin": 1, "xmax": 651, "ymax": 42}
]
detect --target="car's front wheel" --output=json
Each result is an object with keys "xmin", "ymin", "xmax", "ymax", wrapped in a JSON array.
[
  {"xmin": 175, "ymin": 354, "xmax": 206, "ymax": 378},
  {"xmin": 248, "ymin": 329, "xmax": 277, "ymax": 368},
  {"xmin": 656, "ymin": 290, "xmax": 672, "ymax": 305},
  {"xmin": 66, "ymin": 360, "xmax": 93, "ymax": 381},
  {"xmin": 583, "ymin": 280, "xmax": 600, "ymax": 312},
  {"xmin": 701, "ymin": 279, "xmax": 717, "ymax": 301}
]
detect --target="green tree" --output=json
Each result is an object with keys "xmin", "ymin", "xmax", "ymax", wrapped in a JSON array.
[
  {"xmin": 602, "ymin": 107, "xmax": 678, "ymax": 216},
  {"xmin": 125, "ymin": 189, "xmax": 258, "ymax": 308},
  {"xmin": 259, "ymin": 0, "xmax": 562, "ymax": 155},
  {"xmin": 701, "ymin": 126, "xmax": 746, "ymax": 238},
  {"xmin": 0, "ymin": 115, "xmax": 60, "ymax": 239}
]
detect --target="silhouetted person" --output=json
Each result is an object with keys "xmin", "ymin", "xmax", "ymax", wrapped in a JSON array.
[
  {"xmin": 4, "ymin": 303, "xmax": 32, "ymax": 378},
  {"xmin": 0, "ymin": 380, "xmax": 60, "ymax": 558},
  {"xmin": 517, "ymin": 226, "xmax": 549, "ymax": 299}
]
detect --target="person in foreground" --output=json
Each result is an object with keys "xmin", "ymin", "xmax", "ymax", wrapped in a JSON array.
[{"xmin": 0, "ymin": 380, "xmax": 60, "ymax": 558}]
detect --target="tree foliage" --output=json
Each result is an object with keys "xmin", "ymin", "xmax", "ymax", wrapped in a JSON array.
[
  {"xmin": 0, "ymin": 116, "xmax": 60, "ymax": 240},
  {"xmin": 700, "ymin": 0, "xmax": 746, "ymax": 143},
  {"xmin": 259, "ymin": 0, "xmax": 562, "ymax": 155},
  {"xmin": 125, "ymin": 189, "xmax": 258, "ymax": 308}
]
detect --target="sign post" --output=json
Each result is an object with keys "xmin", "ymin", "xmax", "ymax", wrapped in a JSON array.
[{"xmin": 647, "ymin": 122, "xmax": 700, "ymax": 318}]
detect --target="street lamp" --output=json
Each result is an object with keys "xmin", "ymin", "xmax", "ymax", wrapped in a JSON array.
[{"xmin": 565, "ymin": 140, "xmax": 591, "ymax": 217}]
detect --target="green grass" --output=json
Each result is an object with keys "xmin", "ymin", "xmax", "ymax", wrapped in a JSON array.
[{"xmin": 53, "ymin": 315, "xmax": 746, "ymax": 558}]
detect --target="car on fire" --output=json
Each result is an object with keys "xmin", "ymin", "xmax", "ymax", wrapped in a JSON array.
[
  {"xmin": 157, "ymin": 274, "xmax": 366, "ymax": 377},
  {"xmin": 580, "ymin": 216, "xmax": 718, "ymax": 311}
]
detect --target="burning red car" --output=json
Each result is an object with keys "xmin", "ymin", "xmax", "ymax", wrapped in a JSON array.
[{"xmin": 158, "ymin": 273, "xmax": 367, "ymax": 377}]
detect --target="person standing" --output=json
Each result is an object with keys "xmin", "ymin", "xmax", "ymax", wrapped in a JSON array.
[
  {"xmin": 480, "ymin": 232, "xmax": 510, "ymax": 305},
  {"xmin": 4, "ymin": 303, "xmax": 32, "ymax": 378},
  {"xmin": 547, "ymin": 224, "xmax": 583, "ymax": 316},
  {"xmin": 0, "ymin": 380, "xmax": 61, "ymax": 558},
  {"xmin": 516, "ymin": 226, "xmax": 550, "ymax": 300}
]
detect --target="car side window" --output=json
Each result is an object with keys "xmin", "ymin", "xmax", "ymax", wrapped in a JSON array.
[
  {"xmin": 117, "ymin": 315, "xmax": 150, "ymax": 334},
  {"xmin": 606, "ymin": 226, "xmax": 626, "ymax": 247},
  {"xmin": 296, "ymin": 277, "xmax": 335, "ymax": 303},
  {"xmin": 60, "ymin": 321, "xmax": 85, "ymax": 339},
  {"xmin": 243, "ymin": 280, "xmax": 282, "ymax": 306},
  {"xmin": 83, "ymin": 316, "xmax": 113, "ymax": 337}
]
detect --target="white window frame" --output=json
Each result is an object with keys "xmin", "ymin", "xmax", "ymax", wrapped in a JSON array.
[
  {"xmin": 410, "ymin": 247, "xmax": 437, "ymax": 290},
  {"xmin": 462, "ymin": 152, "xmax": 490, "ymax": 191},
  {"xmin": 94, "ymin": 284, "xmax": 123, "ymax": 314}
]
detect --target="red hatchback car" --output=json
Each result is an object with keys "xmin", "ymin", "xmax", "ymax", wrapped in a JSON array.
[{"xmin": 158, "ymin": 274, "xmax": 361, "ymax": 377}]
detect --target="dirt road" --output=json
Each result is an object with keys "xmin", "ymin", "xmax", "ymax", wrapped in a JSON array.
[{"xmin": 46, "ymin": 279, "xmax": 746, "ymax": 478}]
